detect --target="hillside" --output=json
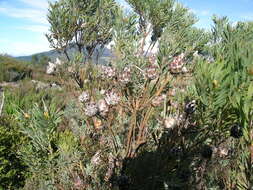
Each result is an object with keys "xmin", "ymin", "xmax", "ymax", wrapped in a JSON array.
[
  {"xmin": 0, "ymin": 55, "xmax": 32, "ymax": 82},
  {"xmin": 16, "ymin": 45, "xmax": 113, "ymax": 63}
]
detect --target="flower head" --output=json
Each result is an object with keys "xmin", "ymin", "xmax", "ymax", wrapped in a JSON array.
[
  {"xmin": 164, "ymin": 116, "xmax": 177, "ymax": 129},
  {"xmin": 146, "ymin": 65, "xmax": 158, "ymax": 80},
  {"xmin": 67, "ymin": 66, "xmax": 75, "ymax": 74},
  {"xmin": 169, "ymin": 53, "xmax": 185, "ymax": 74},
  {"xmin": 46, "ymin": 62, "xmax": 57, "ymax": 75},
  {"xmin": 218, "ymin": 147, "xmax": 229, "ymax": 157},
  {"xmin": 78, "ymin": 91, "xmax": 90, "ymax": 103},
  {"xmin": 118, "ymin": 67, "xmax": 131, "ymax": 84},
  {"xmin": 91, "ymin": 151, "xmax": 102, "ymax": 166},
  {"xmin": 84, "ymin": 102, "xmax": 98, "ymax": 117},
  {"xmin": 182, "ymin": 66, "xmax": 188, "ymax": 73},
  {"xmin": 101, "ymin": 65, "xmax": 116, "ymax": 79},
  {"xmin": 152, "ymin": 94, "xmax": 166, "ymax": 106},
  {"xmin": 98, "ymin": 99, "xmax": 109, "ymax": 116},
  {"xmin": 149, "ymin": 54, "xmax": 157, "ymax": 65},
  {"xmin": 105, "ymin": 90, "xmax": 120, "ymax": 106}
]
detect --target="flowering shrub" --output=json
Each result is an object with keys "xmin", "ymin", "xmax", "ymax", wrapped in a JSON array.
[{"xmin": 2, "ymin": 1, "xmax": 251, "ymax": 190}]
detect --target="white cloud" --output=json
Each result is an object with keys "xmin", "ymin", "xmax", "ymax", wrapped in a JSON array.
[
  {"xmin": 0, "ymin": 6, "xmax": 48, "ymax": 24},
  {"xmin": 0, "ymin": 0, "xmax": 55, "ymax": 56},
  {"xmin": 200, "ymin": 10, "xmax": 211, "ymax": 16},
  {"xmin": 0, "ymin": 40, "xmax": 52, "ymax": 56},
  {"xmin": 0, "ymin": 0, "xmax": 53, "ymax": 24},
  {"xmin": 18, "ymin": 25, "xmax": 49, "ymax": 33},
  {"xmin": 241, "ymin": 13, "xmax": 253, "ymax": 20},
  {"xmin": 190, "ymin": 9, "xmax": 211, "ymax": 16},
  {"xmin": 19, "ymin": 0, "xmax": 50, "ymax": 9}
]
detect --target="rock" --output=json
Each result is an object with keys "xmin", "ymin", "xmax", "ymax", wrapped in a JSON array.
[
  {"xmin": 32, "ymin": 80, "xmax": 49, "ymax": 91},
  {"xmin": 0, "ymin": 82, "xmax": 20, "ymax": 88},
  {"xmin": 50, "ymin": 82, "xmax": 62, "ymax": 91},
  {"xmin": 31, "ymin": 80, "xmax": 62, "ymax": 91}
]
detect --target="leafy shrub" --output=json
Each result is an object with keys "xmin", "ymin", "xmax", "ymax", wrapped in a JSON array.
[
  {"xmin": 0, "ymin": 55, "xmax": 32, "ymax": 82},
  {"xmin": 0, "ymin": 116, "xmax": 27, "ymax": 189},
  {"xmin": 0, "ymin": 83, "xmax": 65, "ymax": 189},
  {"xmin": 188, "ymin": 17, "xmax": 253, "ymax": 189}
]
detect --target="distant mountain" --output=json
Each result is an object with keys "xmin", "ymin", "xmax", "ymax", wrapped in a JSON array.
[
  {"xmin": 16, "ymin": 49, "xmax": 61, "ymax": 62},
  {"xmin": 16, "ymin": 45, "xmax": 113, "ymax": 64}
]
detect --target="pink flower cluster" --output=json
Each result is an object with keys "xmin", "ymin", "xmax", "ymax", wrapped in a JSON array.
[
  {"xmin": 78, "ymin": 91, "xmax": 90, "ymax": 103},
  {"xmin": 101, "ymin": 66, "xmax": 116, "ymax": 79},
  {"xmin": 146, "ymin": 65, "xmax": 158, "ymax": 80},
  {"xmin": 118, "ymin": 67, "xmax": 131, "ymax": 84},
  {"xmin": 84, "ymin": 102, "xmax": 98, "ymax": 117},
  {"xmin": 169, "ymin": 53, "xmax": 187, "ymax": 74},
  {"xmin": 152, "ymin": 94, "xmax": 166, "ymax": 106},
  {"xmin": 79, "ymin": 90, "xmax": 120, "ymax": 117},
  {"xmin": 105, "ymin": 90, "xmax": 121, "ymax": 106}
]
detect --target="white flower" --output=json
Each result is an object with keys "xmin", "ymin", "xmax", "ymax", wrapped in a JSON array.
[
  {"xmin": 84, "ymin": 79, "xmax": 89, "ymax": 84},
  {"xmin": 218, "ymin": 147, "xmax": 228, "ymax": 157},
  {"xmin": 182, "ymin": 66, "xmax": 188, "ymax": 73},
  {"xmin": 55, "ymin": 58, "xmax": 62, "ymax": 65},
  {"xmin": 164, "ymin": 116, "xmax": 177, "ymax": 129},
  {"xmin": 98, "ymin": 99, "xmax": 109, "ymax": 116},
  {"xmin": 91, "ymin": 151, "xmax": 102, "ymax": 166},
  {"xmin": 81, "ymin": 22, "xmax": 86, "ymax": 28},
  {"xmin": 46, "ymin": 58, "xmax": 62, "ymax": 75},
  {"xmin": 100, "ymin": 89, "xmax": 106, "ymax": 95},
  {"xmin": 46, "ymin": 62, "xmax": 57, "ymax": 75},
  {"xmin": 84, "ymin": 102, "xmax": 98, "ymax": 117},
  {"xmin": 67, "ymin": 66, "xmax": 75, "ymax": 74},
  {"xmin": 105, "ymin": 90, "xmax": 120, "ymax": 106},
  {"xmin": 193, "ymin": 51, "xmax": 200, "ymax": 58},
  {"xmin": 78, "ymin": 91, "xmax": 90, "ymax": 103}
]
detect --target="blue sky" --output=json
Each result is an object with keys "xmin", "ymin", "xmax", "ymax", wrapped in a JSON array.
[{"xmin": 0, "ymin": 0, "xmax": 252, "ymax": 56}]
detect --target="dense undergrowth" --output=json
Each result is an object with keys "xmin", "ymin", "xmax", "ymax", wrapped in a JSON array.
[
  {"xmin": 0, "ymin": 0, "xmax": 252, "ymax": 189},
  {"xmin": 0, "ymin": 55, "xmax": 32, "ymax": 82}
]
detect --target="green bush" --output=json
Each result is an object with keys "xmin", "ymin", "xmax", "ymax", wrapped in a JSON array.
[
  {"xmin": 0, "ymin": 116, "xmax": 27, "ymax": 189},
  {"xmin": 0, "ymin": 84, "xmax": 64, "ymax": 189},
  {"xmin": 0, "ymin": 55, "xmax": 32, "ymax": 82},
  {"xmin": 189, "ymin": 17, "xmax": 253, "ymax": 189}
]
